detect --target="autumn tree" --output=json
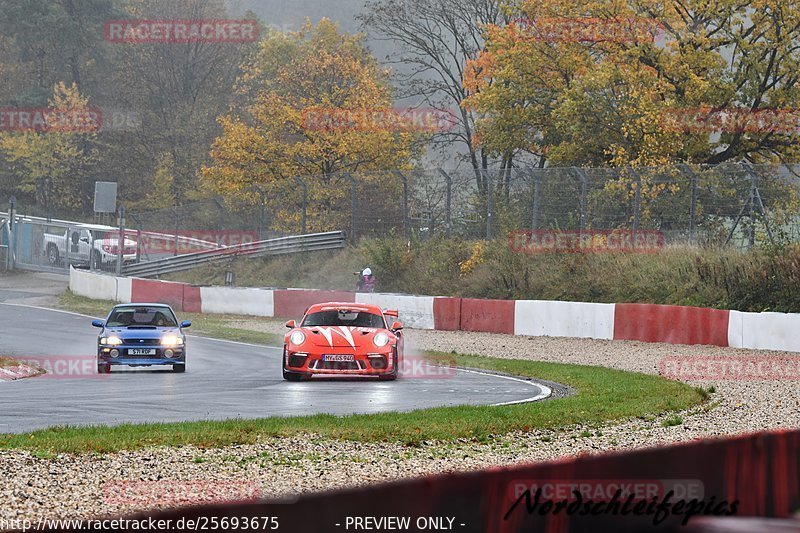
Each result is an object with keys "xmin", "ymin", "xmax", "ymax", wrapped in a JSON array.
[
  {"xmin": 202, "ymin": 19, "xmax": 415, "ymax": 232},
  {"xmin": 463, "ymin": 0, "xmax": 800, "ymax": 231},
  {"xmin": 0, "ymin": 82, "xmax": 99, "ymax": 213},
  {"xmin": 360, "ymin": 0, "xmax": 510, "ymax": 191},
  {"xmin": 467, "ymin": 0, "xmax": 800, "ymax": 167}
]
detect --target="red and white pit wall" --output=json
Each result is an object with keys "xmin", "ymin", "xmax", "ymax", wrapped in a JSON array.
[{"xmin": 70, "ymin": 267, "xmax": 800, "ymax": 352}]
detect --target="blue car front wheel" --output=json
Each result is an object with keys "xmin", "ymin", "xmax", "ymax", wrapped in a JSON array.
[{"xmin": 172, "ymin": 363, "xmax": 186, "ymax": 373}]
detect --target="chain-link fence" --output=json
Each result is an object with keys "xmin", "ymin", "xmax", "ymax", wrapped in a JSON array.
[
  {"xmin": 3, "ymin": 163, "xmax": 799, "ymax": 275},
  {"xmin": 0, "ymin": 214, "xmax": 135, "ymax": 275}
]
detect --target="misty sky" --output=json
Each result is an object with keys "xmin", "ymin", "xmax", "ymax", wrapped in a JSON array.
[{"xmin": 228, "ymin": 0, "xmax": 365, "ymax": 34}]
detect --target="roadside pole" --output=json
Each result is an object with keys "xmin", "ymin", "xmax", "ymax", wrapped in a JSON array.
[
  {"xmin": 116, "ymin": 206, "xmax": 125, "ymax": 276},
  {"xmin": 7, "ymin": 196, "xmax": 16, "ymax": 271}
]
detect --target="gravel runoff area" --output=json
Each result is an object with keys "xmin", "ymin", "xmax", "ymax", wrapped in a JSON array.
[{"xmin": 2, "ymin": 314, "xmax": 799, "ymax": 522}]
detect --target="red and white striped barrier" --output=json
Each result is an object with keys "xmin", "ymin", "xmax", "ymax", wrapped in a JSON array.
[
  {"xmin": 69, "ymin": 267, "xmax": 800, "ymax": 353},
  {"xmin": 95, "ymin": 428, "xmax": 800, "ymax": 532}
]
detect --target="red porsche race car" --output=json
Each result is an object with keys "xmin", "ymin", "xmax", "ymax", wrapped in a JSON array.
[{"xmin": 282, "ymin": 302, "xmax": 404, "ymax": 381}]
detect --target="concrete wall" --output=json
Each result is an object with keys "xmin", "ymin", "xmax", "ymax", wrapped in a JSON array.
[{"xmin": 201, "ymin": 287, "xmax": 274, "ymax": 317}]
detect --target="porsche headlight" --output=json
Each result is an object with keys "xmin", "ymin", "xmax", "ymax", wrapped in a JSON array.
[
  {"xmin": 373, "ymin": 332, "xmax": 390, "ymax": 348},
  {"xmin": 161, "ymin": 335, "xmax": 183, "ymax": 346},
  {"xmin": 290, "ymin": 331, "xmax": 306, "ymax": 346},
  {"xmin": 102, "ymin": 336, "xmax": 123, "ymax": 346}
]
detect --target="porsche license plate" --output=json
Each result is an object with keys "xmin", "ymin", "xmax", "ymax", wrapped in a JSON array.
[
  {"xmin": 323, "ymin": 354, "xmax": 354, "ymax": 362},
  {"xmin": 128, "ymin": 348, "xmax": 156, "ymax": 356}
]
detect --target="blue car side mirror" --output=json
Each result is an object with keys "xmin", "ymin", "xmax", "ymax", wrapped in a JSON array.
[
  {"xmin": 180, "ymin": 321, "xmax": 192, "ymax": 328},
  {"xmin": 92, "ymin": 320, "xmax": 105, "ymax": 328}
]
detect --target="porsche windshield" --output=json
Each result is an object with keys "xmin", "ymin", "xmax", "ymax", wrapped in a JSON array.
[
  {"xmin": 107, "ymin": 307, "xmax": 178, "ymax": 328},
  {"xmin": 303, "ymin": 310, "xmax": 385, "ymax": 329}
]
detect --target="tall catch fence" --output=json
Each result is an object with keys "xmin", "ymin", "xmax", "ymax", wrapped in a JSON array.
[{"xmin": 2, "ymin": 163, "xmax": 798, "ymax": 276}]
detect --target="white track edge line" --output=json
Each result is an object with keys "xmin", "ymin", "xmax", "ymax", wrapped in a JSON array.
[{"xmin": 454, "ymin": 367, "xmax": 552, "ymax": 405}]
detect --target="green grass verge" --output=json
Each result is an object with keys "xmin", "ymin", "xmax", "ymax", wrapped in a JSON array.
[
  {"xmin": 0, "ymin": 348, "xmax": 705, "ymax": 454},
  {"xmin": 56, "ymin": 291, "xmax": 281, "ymax": 347}
]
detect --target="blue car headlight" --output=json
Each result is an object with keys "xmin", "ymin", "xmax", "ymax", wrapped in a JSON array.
[
  {"xmin": 101, "ymin": 336, "xmax": 123, "ymax": 346},
  {"xmin": 161, "ymin": 335, "xmax": 184, "ymax": 346}
]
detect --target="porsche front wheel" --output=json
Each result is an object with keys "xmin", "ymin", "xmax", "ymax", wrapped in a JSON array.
[
  {"xmin": 378, "ymin": 351, "xmax": 399, "ymax": 381},
  {"xmin": 282, "ymin": 350, "xmax": 303, "ymax": 381}
]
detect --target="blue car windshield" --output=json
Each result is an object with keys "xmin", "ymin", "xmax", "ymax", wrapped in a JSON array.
[
  {"xmin": 107, "ymin": 307, "xmax": 178, "ymax": 328},
  {"xmin": 303, "ymin": 310, "xmax": 385, "ymax": 328}
]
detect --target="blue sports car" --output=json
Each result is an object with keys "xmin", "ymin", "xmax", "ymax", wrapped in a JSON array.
[{"xmin": 93, "ymin": 303, "xmax": 191, "ymax": 374}]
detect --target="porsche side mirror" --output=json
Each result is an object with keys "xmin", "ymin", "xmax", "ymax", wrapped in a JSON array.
[
  {"xmin": 91, "ymin": 320, "xmax": 105, "ymax": 328},
  {"xmin": 391, "ymin": 321, "xmax": 403, "ymax": 331},
  {"xmin": 285, "ymin": 320, "xmax": 296, "ymax": 329},
  {"xmin": 180, "ymin": 321, "xmax": 192, "ymax": 328}
]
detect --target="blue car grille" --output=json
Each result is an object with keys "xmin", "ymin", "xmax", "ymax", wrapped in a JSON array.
[{"xmin": 124, "ymin": 339, "xmax": 162, "ymax": 346}]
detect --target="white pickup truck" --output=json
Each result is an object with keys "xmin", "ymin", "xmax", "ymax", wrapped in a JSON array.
[{"xmin": 42, "ymin": 226, "xmax": 137, "ymax": 268}]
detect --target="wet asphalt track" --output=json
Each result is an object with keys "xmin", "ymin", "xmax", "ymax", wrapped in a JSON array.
[{"xmin": 0, "ymin": 295, "xmax": 550, "ymax": 434}]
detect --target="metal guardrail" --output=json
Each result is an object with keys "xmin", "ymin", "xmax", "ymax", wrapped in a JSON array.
[{"xmin": 121, "ymin": 231, "xmax": 347, "ymax": 278}]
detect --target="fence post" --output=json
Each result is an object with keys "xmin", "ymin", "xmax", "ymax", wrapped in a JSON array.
[
  {"xmin": 484, "ymin": 169, "xmax": 493, "ymax": 239},
  {"xmin": 437, "ymin": 169, "xmax": 453, "ymax": 238},
  {"xmin": 345, "ymin": 173, "xmax": 357, "ymax": 243},
  {"xmin": 213, "ymin": 198, "xmax": 226, "ymax": 232},
  {"xmin": 249, "ymin": 186, "xmax": 267, "ymax": 241},
  {"xmin": 749, "ymin": 171, "xmax": 757, "ymax": 248},
  {"xmin": 572, "ymin": 167, "xmax": 588, "ymax": 232},
  {"xmin": 116, "ymin": 206, "xmax": 126, "ymax": 277},
  {"xmin": 130, "ymin": 213, "xmax": 143, "ymax": 263},
  {"xmin": 631, "ymin": 168, "xmax": 641, "ymax": 232},
  {"xmin": 173, "ymin": 208, "xmax": 180, "ymax": 257},
  {"xmin": 394, "ymin": 171, "xmax": 411, "ymax": 241},
  {"xmin": 293, "ymin": 176, "xmax": 308, "ymax": 235},
  {"xmin": 7, "ymin": 196, "xmax": 15, "ymax": 271},
  {"xmin": 682, "ymin": 164, "xmax": 698, "ymax": 243},
  {"xmin": 528, "ymin": 167, "xmax": 541, "ymax": 231}
]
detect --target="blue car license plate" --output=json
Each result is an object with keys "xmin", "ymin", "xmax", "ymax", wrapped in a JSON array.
[{"xmin": 128, "ymin": 348, "xmax": 156, "ymax": 356}]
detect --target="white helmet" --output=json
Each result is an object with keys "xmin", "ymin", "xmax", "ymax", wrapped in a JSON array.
[{"xmin": 363, "ymin": 268, "xmax": 372, "ymax": 276}]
